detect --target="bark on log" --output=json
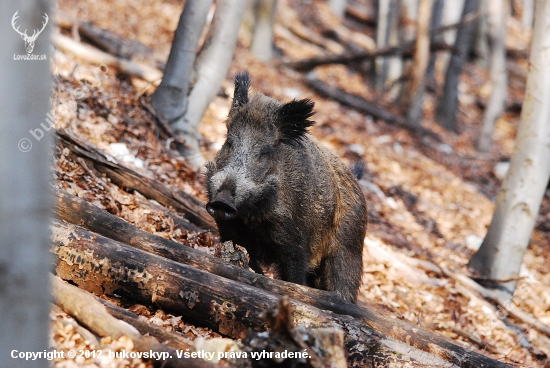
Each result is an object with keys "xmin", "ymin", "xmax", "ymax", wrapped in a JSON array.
[
  {"xmin": 53, "ymin": 220, "xmax": 456, "ymax": 366},
  {"xmin": 54, "ymin": 189, "xmax": 389, "ymax": 317},
  {"xmin": 56, "ymin": 128, "xmax": 216, "ymax": 230},
  {"xmin": 52, "ymin": 275, "xmax": 218, "ymax": 368},
  {"xmin": 51, "ymin": 199, "xmax": 510, "ymax": 367}
]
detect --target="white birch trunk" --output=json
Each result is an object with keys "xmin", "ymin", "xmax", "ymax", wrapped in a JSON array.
[
  {"xmin": 0, "ymin": 1, "xmax": 53, "ymax": 366},
  {"xmin": 468, "ymin": 0, "xmax": 550, "ymax": 296}
]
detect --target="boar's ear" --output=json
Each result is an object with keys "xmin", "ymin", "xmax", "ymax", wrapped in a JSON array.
[
  {"xmin": 276, "ymin": 98, "xmax": 315, "ymax": 145},
  {"xmin": 231, "ymin": 72, "xmax": 251, "ymax": 110}
]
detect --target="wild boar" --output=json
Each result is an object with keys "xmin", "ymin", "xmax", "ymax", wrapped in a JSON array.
[{"xmin": 205, "ymin": 72, "xmax": 367, "ymax": 302}]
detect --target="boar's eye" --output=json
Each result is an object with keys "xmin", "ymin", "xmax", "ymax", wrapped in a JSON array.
[{"xmin": 259, "ymin": 145, "xmax": 274, "ymax": 159}]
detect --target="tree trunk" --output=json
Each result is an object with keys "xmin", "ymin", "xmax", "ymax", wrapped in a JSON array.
[
  {"xmin": 386, "ymin": 0, "xmax": 405, "ymax": 98},
  {"xmin": 436, "ymin": 0, "xmax": 479, "ymax": 131},
  {"xmin": 425, "ymin": 0, "xmax": 444, "ymax": 85},
  {"xmin": 439, "ymin": 0, "xmax": 465, "ymax": 74},
  {"xmin": 150, "ymin": 0, "xmax": 213, "ymax": 123},
  {"xmin": 475, "ymin": 0, "xmax": 509, "ymax": 152},
  {"xmin": 373, "ymin": 0, "xmax": 400, "ymax": 91},
  {"xmin": 0, "ymin": 1, "xmax": 52, "ymax": 367},
  {"xmin": 468, "ymin": 0, "xmax": 550, "ymax": 297},
  {"xmin": 473, "ymin": 0, "xmax": 489, "ymax": 68},
  {"xmin": 174, "ymin": 0, "xmax": 246, "ymax": 169},
  {"xmin": 250, "ymin": 0, "xmax": 277, "ymax": 61},
  {"xmin": 405, "ymin": 0, "xmax": 433, "ymax": 125}
]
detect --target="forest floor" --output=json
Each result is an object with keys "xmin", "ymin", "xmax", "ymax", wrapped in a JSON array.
[{"xmin": 50, "ymin": 0, "xmax": 550, "ymax": 367}]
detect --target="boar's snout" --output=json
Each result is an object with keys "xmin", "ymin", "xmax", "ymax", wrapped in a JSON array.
[{"xmin": 206, "ymin": 189, "xmax": 238, "ymax": 221}]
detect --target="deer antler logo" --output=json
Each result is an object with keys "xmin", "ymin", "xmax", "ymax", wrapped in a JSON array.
[{"xmin": 11, "ymin": 11, "xmax": 49, "ymax": 54}]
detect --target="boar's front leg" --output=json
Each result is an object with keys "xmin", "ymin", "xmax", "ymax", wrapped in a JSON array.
[
  {"xmin": 248, "ymin": 257, "xmax": 265, "ymax": 275},
  {"xmin": 274, "ymin": 239, "xmax": 309, "ymax": 286}
]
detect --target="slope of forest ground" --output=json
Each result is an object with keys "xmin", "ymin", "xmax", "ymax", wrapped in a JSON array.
[{"xmin": 50, "ymin": 0, "xmax": 550, "ymax": 366}]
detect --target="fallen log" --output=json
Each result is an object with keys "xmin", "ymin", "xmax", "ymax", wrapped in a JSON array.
[
  {"xmin": 55, "ymin": 12, "xmax": 157, "ymax": 62},
  {"xmin": 304, "ymin": 74, "xmax": 442, "ymax": 140},
  {"xmin": 52, "ymin": 219, "xmax": 475, "ymax": 367},
  {"xmin": 284, "ymin": 41, "xmax": 455, "ymax": 72},
  {"xmin": 51, "ymin": 304, "xmax": 100, "ymax": 347},
  {"xmin": 53, "ymin": 33, "xmax": 162, "ymax": 84},
  {"xmin": 54, "ymin": 189, "xmax": 511, "ymax": 367},
  {"xmin": 243, "ymin": 295, "xmax": 347, "ymax": 368},
  {"xmin": 52, "ymin": 275, "xmax": 218, "ymax": 368},
  {"xmin": 56, "ymin": 128, "xmax": 216, "ymax": 231},
  {"xmin": 97, "ymin": 298, "xmax": 197, "ymax": 352}
]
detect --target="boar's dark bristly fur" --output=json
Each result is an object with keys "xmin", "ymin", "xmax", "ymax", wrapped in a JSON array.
[{"xmin": 205, "ymin": 71, "xmax": 367, "ymax": 302}]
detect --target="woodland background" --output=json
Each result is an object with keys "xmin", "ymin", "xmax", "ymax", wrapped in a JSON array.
[{"xmin": 1, "ymin": 0, "xmax": 550, "ymax": 367}]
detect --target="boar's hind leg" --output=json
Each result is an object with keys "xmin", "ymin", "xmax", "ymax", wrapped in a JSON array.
[
  {"xmin": 323, "ymin": 246, "xmax": 362, "ymax": 303},
  {"xmin": 323, "ymin": 220, "xmax": 364, "ymax": 303}
]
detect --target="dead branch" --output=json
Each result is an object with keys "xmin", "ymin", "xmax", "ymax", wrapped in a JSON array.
[
  {"xmin": 53, "ymin": 33, "xmax": 162, "ymax": 84},
  {"xmin": 53, "ymin": 191, "xmax": 510, "ymax": 367},
  {"xmin": 51, "ymin": 275, "xmax": 218, "ymax": 368},
  {"xmin": 450, "ymin": 327, "xmax": 502, "ymax": 354},
  {"xmin": 55, "ymin": 129, "xmax": 216, "ymax": 230},
  {"xmin": 304, "ymin": 74, "xmax": 442, "ymax": 140}
]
